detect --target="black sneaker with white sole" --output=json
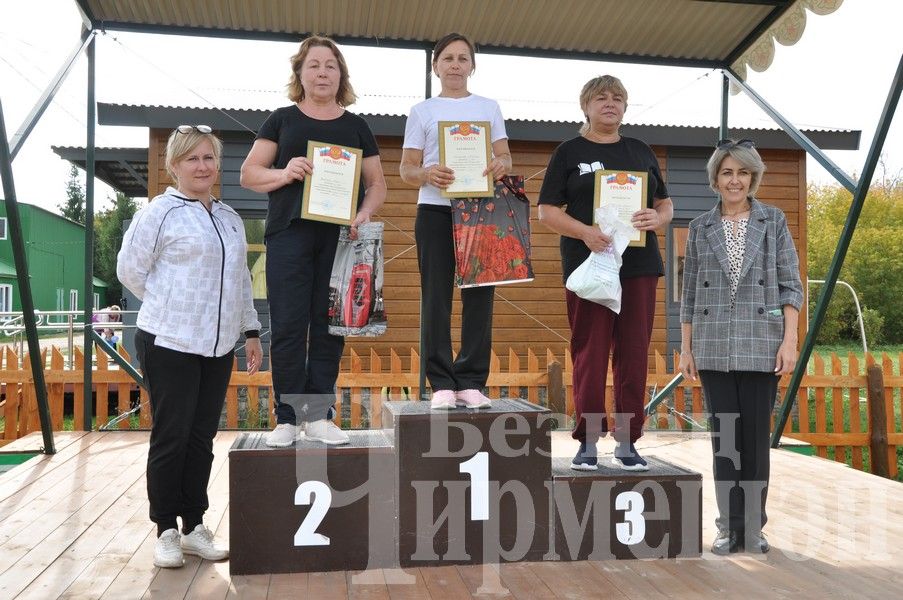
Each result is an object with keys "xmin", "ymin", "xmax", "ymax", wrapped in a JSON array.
[
  {"xmin": 570, "ymin": 440, "xmax": 598, "ymax": 471},
  {"xmin": 611, "ymin": 442, "xmax": 649, "ymax": 471}
]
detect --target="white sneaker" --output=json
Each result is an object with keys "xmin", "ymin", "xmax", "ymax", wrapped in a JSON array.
[
  {"xmin": 181, "ymin": 524, "xmax": 229, "ymax": 561},
  {"xmin": 266, "ymin": 423, "xmax": 300, "ymax": 447},
  {"xmin": 304, "ymin": 419, "xmax": 350, "ymax": 445},
  {"xmin": 154, "ymin": 528, "xmax": 184, "ymax": 568}
]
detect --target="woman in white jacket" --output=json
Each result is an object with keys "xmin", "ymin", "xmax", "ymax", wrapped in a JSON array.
[{"xmin": 117, "ymin": 125, "xmax": 262, "ymax": 569}]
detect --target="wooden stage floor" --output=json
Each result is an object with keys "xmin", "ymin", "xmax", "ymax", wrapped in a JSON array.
[{"xmin": 0, "ymin": 429, "xmax": 900, "ymax": 599}]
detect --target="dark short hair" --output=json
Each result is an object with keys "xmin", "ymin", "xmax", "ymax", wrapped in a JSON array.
[{"xmin": 432, "ymin": 32, "xmax": 476, "ymax": 69}]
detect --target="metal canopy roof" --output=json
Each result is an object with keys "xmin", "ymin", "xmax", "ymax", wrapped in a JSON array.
[
  {"xmin": 51, "ymin": 146, "xmax": 149, "ymax": 198},
  {"xmin": 76, "ymin": 0, "xmax": 813, "ymax": 71}
]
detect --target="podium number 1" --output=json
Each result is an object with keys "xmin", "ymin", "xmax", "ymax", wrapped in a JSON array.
[
  {"xmin": 459, "ymin": 452, "xmax": 489, "ymax": 521},
  {"xmin": 615, "ymin": 491, "xmax": 645, "ymax": 545},
  {"xmin": 294, "ymin": 481, "xmax": 332, "ymax": 546}
]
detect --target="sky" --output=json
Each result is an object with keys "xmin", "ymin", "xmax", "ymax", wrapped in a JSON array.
[{"xmin": 1, "ymin": 0, "xmax": 902, "ymax": 213}]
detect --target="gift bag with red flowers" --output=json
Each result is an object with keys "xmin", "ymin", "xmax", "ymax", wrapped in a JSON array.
[{"xmin": 451, "ymin": 175, "xmax": 534, "ymax": 288}]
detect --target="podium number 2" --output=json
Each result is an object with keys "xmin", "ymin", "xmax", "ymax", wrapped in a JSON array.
[
  {"xmin": 459, "ymin": 452, "xmax": 489, "ymax": 521},
  {"xmin": 615, "ymin": 491, "xmax": 645, "ymax": 545},
  {"xmin": 294, "ymin": 481, "xmax": 331, "ymax": 546}
]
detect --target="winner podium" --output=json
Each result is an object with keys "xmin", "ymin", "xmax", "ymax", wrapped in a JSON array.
[{"xmin": 230, "ymin": 399, "xmax": 701, "ymax": 575}]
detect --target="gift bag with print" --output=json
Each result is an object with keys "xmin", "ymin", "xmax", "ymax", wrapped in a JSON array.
[
  {"xmin": 451, "ymin": 175, "xmax": 534, "ymax": 288},
  {"xmin": 328, "ymin": 222, "xmax": 387, "ymax": 336}
]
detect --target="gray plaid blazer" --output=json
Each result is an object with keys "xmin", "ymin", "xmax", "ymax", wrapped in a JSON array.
[{"xmin": 680, "ymin": 198, "xmax": 803, "ymax": 372}]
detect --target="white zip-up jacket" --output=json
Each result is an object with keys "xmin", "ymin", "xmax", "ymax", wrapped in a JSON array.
[{"xmin": 117, "ymin": 187, "xmax": 260, "ymax": 357}]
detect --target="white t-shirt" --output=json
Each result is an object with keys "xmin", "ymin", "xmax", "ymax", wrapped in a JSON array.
[{"xmin": 402, "ymin": 94, "xmax": 508, "ymax": 206}]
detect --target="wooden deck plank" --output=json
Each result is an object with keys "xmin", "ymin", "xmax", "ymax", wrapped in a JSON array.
[
  {"xmin": 346, "ymin": 569, "xmax": 390, "ymax": 600},
  {"xmin": 0, "ymin": 430, "xmax": 88, "ymax": 454},
  {"xmin": 97, "ymin": 529, "xmax": 159, "ymax": 600},
  {"xmin": 0, "ymin": 435, "xmax": 110, "ymax": 510},
  {"xmin": 588, "ymin": 562, "xmax": 669, "ymax": 599},
  {"xmin": 529, "ymin": 560, "xmax": 627, "ymax": 599},
  {"xmin": 55, "ymin": 499, "xmax": 152, "ymax": 599},
  {"xmin": 267, "ymin": 572, "xmax": 308, "ymax": 598},
  {"xmin": 225, "ymin": 574, "xmax": 270, "ymax": 599},
  {"xmin": 0, "ymin": 433, "xmax": 133, "ymax": 550},
  {"xmin": 495, "ymin": 562, "xmax": 556, "ymax": 599},
  {"xmin": 20, "ymin": 483, "xmax": 150, "ymax": 600},
  {"xmin": 307, "ymin": 570, "xmax": 348, "ymax": 600},
  {"xmin": 385, "ymin": 568, "xmax": 431, "ymax": 600},
  {"xmin": 455, "ymin": 564, "xmax": 514, "ymax": 599},
  {"xmin": 418, "ymin": 565, "xmax": 473, "ymax": 600},
  {"xmin": 0, "ymin": 434, "xmax": 149, "ymax": 599}
]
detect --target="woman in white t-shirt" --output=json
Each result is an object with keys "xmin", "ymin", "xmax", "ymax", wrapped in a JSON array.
[{"xmin": 400, "ymin": 33, "xmax": 512, "ymax": 410}]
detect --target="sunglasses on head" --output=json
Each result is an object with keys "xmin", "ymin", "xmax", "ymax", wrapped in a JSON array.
[
  {"xmin": 716, "ymin": 138, "xmax": 755, "ymax": 149},
  {"xmin": 176, "ymin": 125, "xmax": 212, "ymax": 134}
]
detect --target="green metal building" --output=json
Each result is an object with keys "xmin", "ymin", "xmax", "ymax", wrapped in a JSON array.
[{"xmin": 0, "ymin": 203, "xmax": 107, "ymax": 314}]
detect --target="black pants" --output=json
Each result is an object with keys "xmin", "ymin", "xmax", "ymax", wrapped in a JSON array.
[
  {"xmin": 135, "ymin": 329, "xmax": 234, "ymax": 535},
  {"xmin": 699, "ymin": 370, "xmax": 779, "ymax": 536},
  {"xmin": 415, "ymin": 205, "xmax": 494, "ymax": 391},
  {"xmin": 266, "ymin": 220, "xmax": 345, "ymax": 425}
]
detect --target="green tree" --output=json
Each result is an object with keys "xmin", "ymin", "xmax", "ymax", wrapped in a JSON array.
[
  {"xmin": 95, "ymin": 192, "xmax": 139, "ymax": 305},
  {"xmin": 807, "ymin": 180, "xmax": 903, "ymax": 343},
  {"xmin": 59, "ymin": 165, "xmax": 86, "ymax": 224}
]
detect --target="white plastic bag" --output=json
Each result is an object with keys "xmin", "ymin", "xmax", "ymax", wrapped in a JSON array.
[{"xmin": 565, "ymin": 205, "xmax": 634, "ymax": 313}]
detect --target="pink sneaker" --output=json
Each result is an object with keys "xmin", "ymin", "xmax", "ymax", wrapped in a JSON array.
[
  {"xmin": 430, "ymin": 389, "xmax": 457, "ymax": 410},
  {"xmin": 456, "ymin": 389, "xmax": 491, "ymax": 409}
]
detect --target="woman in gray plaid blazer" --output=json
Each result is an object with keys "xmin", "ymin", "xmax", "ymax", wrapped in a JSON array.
[{"xmin": 678, "ymin": 140, "xmax": 803, "ymax": 556}]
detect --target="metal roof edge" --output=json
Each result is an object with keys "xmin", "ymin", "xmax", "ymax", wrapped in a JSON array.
[{"xmin": 97, "ymin": 103, "xmax": 860, "ymax": 151}]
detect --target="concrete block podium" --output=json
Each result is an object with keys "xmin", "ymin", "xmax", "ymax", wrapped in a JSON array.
[
  {"xmin": 382, "ymin": 399, "xmax": 552, "ymax": 566},
  {"xmin": 229, "ymin": 431, "xmax": 396, "ymax": 575},
  {"xmin": 550, "ymin": 456, "xmax": 702, "ymax": 560},
  {"xmin": 229, "ymin": 399, "xmax": 703, "ymax": 575}
]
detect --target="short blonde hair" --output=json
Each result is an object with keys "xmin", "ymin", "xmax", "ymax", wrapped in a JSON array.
[
  {"xmin": 164, "ymin": 128, "xmax": 223, "ymax": 183},
  {"xmin": 287, "ymin": 36, "xmax": 357, "ymax": 107},
  {"xmin": 706, "ymin": 141, "xmax": 766, "ymax": 196},
  {"xmin": 579, "ymin": 75, "xmax": 629, "ymax": 135}
]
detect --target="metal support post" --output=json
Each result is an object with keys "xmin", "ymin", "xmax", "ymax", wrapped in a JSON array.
[
  {"xmin": 771, "ymin": 54, "xmax": 903, "ymax": 447},
  {"xmin": 719, "ymin": 73, "xmax": 729, "ymax": 142},
  {"xmin": 724, "ymin": 68, "xmax": 857, "ymax": 193},
  {"xmin": 0, "ymin": 100, "xmax": 56, "ymax": 454},
  {"xmin": 82, "ymin": 34, "xmax": 96, "ymax": 431}
]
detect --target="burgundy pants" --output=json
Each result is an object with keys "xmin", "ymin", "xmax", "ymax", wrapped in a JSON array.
[{"xmin": 566, "ymin": 275, "xmax": 657, "ymax": 444}]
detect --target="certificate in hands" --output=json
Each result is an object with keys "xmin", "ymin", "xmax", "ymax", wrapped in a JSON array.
[
  {"xmin": 594, "ymin": 170, "xmax": 648, "ymax": 247},
  {"xmin": 301, "ymin": 140, "xmax": 363, "ymax": 225},
  {"xmin": 438, "ymin": 121, "xmax": 493, "ymax": 198}
]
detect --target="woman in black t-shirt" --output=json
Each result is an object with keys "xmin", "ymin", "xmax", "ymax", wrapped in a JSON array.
[
  {"xmin": 241, "ymin": 36, "xmax": 387, "ymax": 448},
  {"xmin": 538, "ymin": 75, "xmax": 673, "ymax": 472}
]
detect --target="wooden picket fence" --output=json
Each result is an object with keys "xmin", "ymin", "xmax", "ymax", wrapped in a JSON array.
[{"xmin": 1, "ymin": 345, "xmax": 900, "ymax": 478}]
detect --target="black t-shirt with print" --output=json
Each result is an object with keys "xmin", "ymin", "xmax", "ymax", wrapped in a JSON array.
[
  {"xmin": 538, "ymin": 135, "xmax": 670, "ymax": 282},
  {"xmin": 256, "ymin": 105, "xmax": 380, "ymax": 237}
]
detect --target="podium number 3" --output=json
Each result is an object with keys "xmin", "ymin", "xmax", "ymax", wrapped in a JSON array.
[
  {"xmin": 459, "ymin": 452, "xmax": 489, "ymax": 521},
  {"xmin": 615, "ymin": 491, "xmax": 645, "ymax": 545},
  {"xmin": 294, "ymin": 481, "xmax": 332, "ymax": 546}
]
